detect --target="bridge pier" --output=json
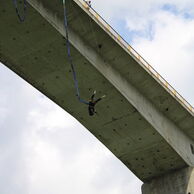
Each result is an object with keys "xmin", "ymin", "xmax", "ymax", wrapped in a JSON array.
[{"xmin": 142, "ymin": 167, "xmax": 194, "ymax": 194}]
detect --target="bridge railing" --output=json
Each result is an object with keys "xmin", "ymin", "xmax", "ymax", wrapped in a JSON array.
[{"xmin": 75, "ymin": 0, "xmax": 194, "ymax": 115}]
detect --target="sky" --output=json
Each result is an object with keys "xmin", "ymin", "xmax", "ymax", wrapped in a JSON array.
[{"xmin": 0, "ymin": 0, "xmax": 194, "ymax": 194}]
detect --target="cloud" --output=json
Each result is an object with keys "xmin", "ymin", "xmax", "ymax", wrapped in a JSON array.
[
  {"xmin": 0, "ymin": 65, "xmax": 35, "ymax": 194},
  {"xmin": 92, "ymin": 0, "xmax": 194, "ymax": 21},
  {"xmin": 92, "ymin": 0, "xmax": 194, "ymax": 41}
]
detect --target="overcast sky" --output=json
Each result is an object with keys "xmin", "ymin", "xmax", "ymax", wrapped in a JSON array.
[{"xmin": 0, "ymin": 0, "xmax": 194, "ymax": 194}]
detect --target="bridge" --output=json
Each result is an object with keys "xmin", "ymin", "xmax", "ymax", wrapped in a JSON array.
[{"xmin": 0, "ymin": 0, "xmax": 194, "ymax": 193}]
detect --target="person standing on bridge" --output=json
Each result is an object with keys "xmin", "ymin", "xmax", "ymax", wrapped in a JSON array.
[
  {"xmin": 85, "ymin": 0, "xmax": 91, "ymax": 7},
  {"xmin": 88, "ymin": 90, "xmax": 106, "ymax": 116}
]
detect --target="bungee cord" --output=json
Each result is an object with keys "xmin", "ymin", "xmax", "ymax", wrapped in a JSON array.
[
  {"xmin": 63, "ymin": 0, "xmax": 88, "ymax": 104},
  {"xmin": 12, "ymin": 0, "xmax": 27, "ymax": 22}
]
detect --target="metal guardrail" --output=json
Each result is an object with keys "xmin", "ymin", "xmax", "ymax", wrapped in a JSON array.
[{"xmin": 75, "ymin": 0, "xmax": 194, "ymax": 115}]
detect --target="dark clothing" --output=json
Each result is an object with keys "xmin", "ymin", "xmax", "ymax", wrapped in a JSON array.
[
  {"xmin": 88, "ymin": 102, "xmax": 95, "ymax": 116},
  {"xmin": 86, "ymin": 1, "xmax": 91, "ymax": 7},
  {"xmin": 88, "ymin": 94, "xmax": 102, "ymax": 116}
]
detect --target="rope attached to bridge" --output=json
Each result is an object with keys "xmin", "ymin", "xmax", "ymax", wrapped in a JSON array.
[
  {"xmin": 12, "ymin": 0, "xmax": 27, "ymax": 22},
  {"xmin": 63, "ymin": 0, "xmax": 88, "ymax": 104},
  {"xmin": 12, "ymin": 0, "xmax": 91, "ymax": 105}
]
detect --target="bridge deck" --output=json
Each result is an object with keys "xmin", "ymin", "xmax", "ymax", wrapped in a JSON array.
[{"xmin": 0, "ymin": 0, "xmax": 193, "ymax": 182}]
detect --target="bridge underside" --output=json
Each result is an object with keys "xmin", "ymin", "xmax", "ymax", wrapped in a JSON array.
[{"xmin": 0, "ymin": 0, "xmax": 194, "ymax": 182}]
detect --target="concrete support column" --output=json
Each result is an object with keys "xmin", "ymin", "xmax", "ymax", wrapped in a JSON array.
[{"xmin": 142, "ymin": 167, "xmax": 194, "ymax": 194}]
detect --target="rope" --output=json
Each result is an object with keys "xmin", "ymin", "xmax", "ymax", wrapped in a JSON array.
[
  {"xmin": 63, "ymin": 0, "xmax": 88, "ymax": 105},
  {"xmin": 12, "ymin": 0, "xmax": 27, "ymax": 22},
  {"xmin": 12, "ymin": 0, "xmax": 88, "ymax": 104}
]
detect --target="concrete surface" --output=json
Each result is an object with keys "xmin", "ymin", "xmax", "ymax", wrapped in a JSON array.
[
  {"xmin": 0, "ymin": 0, "xmax": 194, "ymax": 182},
  {"xmin": 142, "ymin": 167, "xmax": 194, "ymax": 194}
]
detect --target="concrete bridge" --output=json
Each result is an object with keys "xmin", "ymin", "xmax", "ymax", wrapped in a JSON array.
[{"xmin": 0, "ymin": 0, "xmax": 194, "ymax": 193}]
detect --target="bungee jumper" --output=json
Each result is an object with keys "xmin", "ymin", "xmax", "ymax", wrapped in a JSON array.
[{"xmin": 88, "ymin": 91, "xmax": 106, "ymax": 116}]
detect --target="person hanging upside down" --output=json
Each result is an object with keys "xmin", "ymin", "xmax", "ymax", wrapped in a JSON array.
[{"xmin": 88, "ymin": 90, "xmax": 106, "ymax": 116}]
